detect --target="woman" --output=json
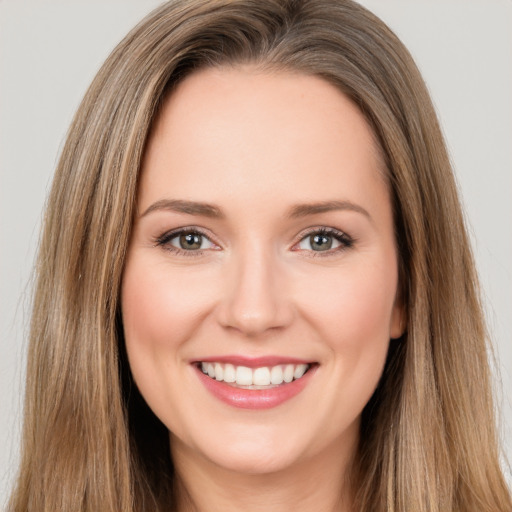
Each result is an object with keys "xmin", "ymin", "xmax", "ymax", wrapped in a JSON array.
[{"xmin": 7, "ymin": 0, "xmax": 511, "ymax": 511}]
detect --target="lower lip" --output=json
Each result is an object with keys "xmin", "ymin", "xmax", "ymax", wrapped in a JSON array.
[{"xmin": 194, "ymin": 365, "xmax": 316, "ymax": 410}]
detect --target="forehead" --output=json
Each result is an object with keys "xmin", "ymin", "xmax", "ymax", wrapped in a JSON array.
[{"xmin": 139, "ymin": 67, "xmax": 388, "ymax": 216}]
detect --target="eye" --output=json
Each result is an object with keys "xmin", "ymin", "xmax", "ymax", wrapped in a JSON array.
[
  {"xmin": 171, "ymin": 232, "xmax": 212, "ymax": 251},
  {"xmin": 295, "ymin": 228, "xmax": 353, "ymax": 254},
  {"xmin": 156, "ymin": 228, "xmax": 217, "ymax": 254}
]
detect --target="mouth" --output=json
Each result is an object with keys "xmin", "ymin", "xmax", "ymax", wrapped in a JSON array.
[
  {"xmin": 197, "ymin": 361, "xmax": 311, "ymax": 389},
  {"xmin": 192, "ymin": 358, "xmax": 317, "ymax": 409}
]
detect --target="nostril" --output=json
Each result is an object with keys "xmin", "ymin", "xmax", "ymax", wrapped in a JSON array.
[{"xmin": 216, "ymin": 290, "xmax": 295, "ymax": 336}]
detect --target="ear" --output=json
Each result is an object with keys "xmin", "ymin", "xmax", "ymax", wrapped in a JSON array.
[{"xmin": 389, "ymin": 295, "xmax": 406, "ymax": 340}]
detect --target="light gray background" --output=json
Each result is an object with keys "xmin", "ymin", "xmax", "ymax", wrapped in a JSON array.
[{"xmin": 1, "ymin": 0, "xmax": 511, "ymax": 506}]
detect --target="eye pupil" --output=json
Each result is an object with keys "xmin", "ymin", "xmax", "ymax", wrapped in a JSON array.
[
  {"xmin": 311, "ymin": 234, "xmax": 332, "ymax": 251},
  {"xmin": 180, "ymin": 233, "xmax": 202, "ymax": 250}
]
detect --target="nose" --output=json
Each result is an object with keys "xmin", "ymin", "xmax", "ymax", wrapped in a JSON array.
[{"xmin": 215, "ymin": 243, "xmax": 294, "ymax": 337}]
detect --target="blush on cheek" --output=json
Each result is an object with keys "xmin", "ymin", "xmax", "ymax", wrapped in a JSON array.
[
  {"xmin": 308, "ymin": 271, "xmax": 396, "ymax": 343},
  {"xmin": 122, "ymin": 261, "xmax": 207, "ymax": 349}
]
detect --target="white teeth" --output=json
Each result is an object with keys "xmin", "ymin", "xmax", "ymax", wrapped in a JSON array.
[
  {"xmin": 236, "ymin": 366, "xmax": 253, "ymax": 386},
  {"xmin": 200, "ymin": 362, "xmax": 311, "ymax": 387},
  {"xmin": 283, "ymin": 364, "xmax": 294, "ymax": 383},
  {"xmin": 223, "ymin": 363, "xmax": 236, "ymax": 383},
  {"xmin": 270, "ymin": 365, "xmax": 284, "ymax": 385},
  {"xmin": 214, "ymin": 363, "xmax": 223, "ymax": 381},
  {"xmin": 253, "ymin": 367, "xmax": 271, "ymax": 386},
  {"xmin": 294, "ymin": 364, "xmax": 308, "ymax": 379}
]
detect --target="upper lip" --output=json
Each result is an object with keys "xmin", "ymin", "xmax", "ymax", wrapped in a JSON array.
[{"xmin": 191, "ymin": 355, "xmax": 314, "ymax": 368}]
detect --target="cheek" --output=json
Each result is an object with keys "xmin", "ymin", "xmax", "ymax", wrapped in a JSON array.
[
  {"xmin": 300, "ymin": 260, "xmax": 398, "ymax": 347},
  {"xmin": 120, "ymin": 257, "xmax": 217, "ymax": 414},
  {"xmin": 296, "ymin": 258, "xmax": 397, "ymax": 407},
  {"xmin": 314, "ymin": 268, "xmax": 396, "ymax": 416},
  {"xmin": 121, "ymin": 259, "xmax": 213, "ymax": 351}
]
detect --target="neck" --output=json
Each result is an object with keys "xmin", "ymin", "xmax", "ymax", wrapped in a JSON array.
[{"xmin": 170, "ymin": 434, "xmax": 357, "ymax": 512}]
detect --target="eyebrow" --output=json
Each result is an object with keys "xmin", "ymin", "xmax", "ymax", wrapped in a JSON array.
[
  {"xmin": 140, "ymin": 198, "xmax": 371, "ymax": 221},
  {"xmin": 286, "ymin": 200, "xmax": 371, "ymax": 220},
  {"xmin": 140, "ymin": 199, "xmax": 225, "ymax": 219}
]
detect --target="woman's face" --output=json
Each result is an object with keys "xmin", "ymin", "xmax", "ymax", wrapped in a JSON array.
[{"xmin": 122, "ymin": 67, "xmax": 403, "ymax": 475}]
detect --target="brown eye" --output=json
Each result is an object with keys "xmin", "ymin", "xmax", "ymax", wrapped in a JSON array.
[
  {"xmin": 296, "ymin": 228, "xmax": 353, "ymax": 254},
  {"xmin": 156, "ymin": 229, "xmax": 216, "ymax": 253},
  {"xmin": 178, "ymin": 232, "xmax": 203, "ymax": 250},
  {"xmin": 309, "ymin": 233, "xmax": 333, "ymax": 251},
  {"xmin": 298, "ymin": 232, "xmax": 341, "ymax": 252}
]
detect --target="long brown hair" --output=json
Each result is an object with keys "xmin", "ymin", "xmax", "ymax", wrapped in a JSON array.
[{"xmin": 9, "ymin": 1, "xmax": 511, "ymax": 510}]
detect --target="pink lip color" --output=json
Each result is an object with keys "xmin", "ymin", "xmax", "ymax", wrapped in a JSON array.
[{"xmin": 194, "ymin": 363, "xmax": 317, "ymax": 410}]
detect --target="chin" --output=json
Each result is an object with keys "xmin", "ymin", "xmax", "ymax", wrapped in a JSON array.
[
  {"xmin": 174, "ymin": 425, "xmax": 309, "ymax": 476},
  {"xmin": 206, "ymin": 444, "xmax": 301, "ymax": 475}
]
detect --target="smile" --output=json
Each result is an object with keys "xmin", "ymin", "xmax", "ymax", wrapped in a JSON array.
[
  {"xmin": 193, "ymin": 359, "xmax": 317, "ymax": 409},
  {"xmin": 199, "ymin": 362, "xmax": 310, "ymax": 388}
]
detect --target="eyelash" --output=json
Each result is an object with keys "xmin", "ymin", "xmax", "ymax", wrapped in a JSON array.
[
  {"xmin": 154, "ymin": 226, "xmax": 354, "ymax": 258},
  {"xmin": 154, "ymin": 226, "xmax": 216, "ymax": 257},
  {"xmin": 295, "ymin": 227, "xmax": 354, "ymax": 258}
]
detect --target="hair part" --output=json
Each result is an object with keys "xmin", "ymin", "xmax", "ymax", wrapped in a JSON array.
[{"xmin": 9, "ymin": 1, "xmax": 511, "ymax": 511}]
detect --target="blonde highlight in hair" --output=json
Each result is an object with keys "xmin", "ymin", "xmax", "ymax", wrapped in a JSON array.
[{"xmin": 9, "ymin": 1, "xmax": 511, "ymax": 511}]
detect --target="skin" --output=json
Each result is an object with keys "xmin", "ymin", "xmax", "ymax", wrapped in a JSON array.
[{"xmin": 121, "ymin": 67, "xmax": 403, "ymax": 512}]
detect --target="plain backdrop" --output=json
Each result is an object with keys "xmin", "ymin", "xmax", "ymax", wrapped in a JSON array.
[{"xmin": 1, "ymin": 0, "xmax": 511, "ymax": 505}]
